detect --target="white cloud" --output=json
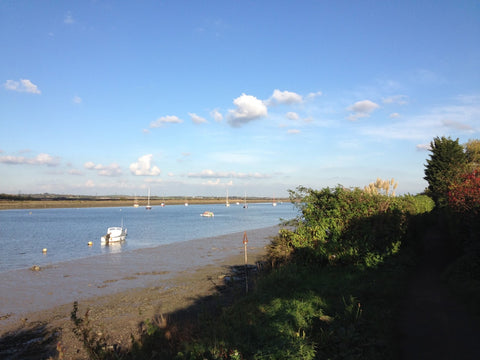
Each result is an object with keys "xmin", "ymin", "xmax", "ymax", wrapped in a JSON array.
[
  {"xmin": 347, "ymin": 100, "xmax": 380, "ymax": 121},
  {"xmin": 267, "ymin": 89, "xmax": 303, "ymax": 106},
  {"xmin": 416, "ymin": 144, "xmax": 431, "ymax": 151},
  {"xmin": 287, "ymin": 129, "xmax": 301, "ymax": 134},
  {"xmin": 227, "ymin": 94, "xmax": 268, "ymax": 127},
  {"xmin": 286, "ymin": 112, "xmax": 299, "ymax": 120},
  {"xmin": 307, "ymin": 91, "xmax": 323, "ymax": 99},
  {"xmin": 389, "ymin": 112, "xmax": 400, "ymax": 118},
  {"xmin": 360, "ymin": 94, "xmax": 480, "ymax": 140},
  {"xmin": 150, "ymin": 115, "xmax": 183, "ymax": 128},
  {"xmin": 129, "ymin": 154, "xmax": 161, "ymax": 176},
  {"xmin": 442, "ymin": 119, "xmax": 474, "ymax": 131},
  {"xmin": 84, "ymin": 161, "xmax": 122, "ymax": 176},
  {"xmin": 383, "ymin": 95, "xmax": 408, "ymax": 105},
  {"xmin": 68, "ymin": 169, "xmax": 83, "ymax": 175},
  {"xmin": 210, "ymin": 109, "xmax": 223, "ymax": 122},
  {"xmin": 73, "ymin": 95, "xmax": 82, "ymax": 104},
  {"xmin": 188, "ymin": 169, "xmax": 270, "ymax": 179},
  {"xmin": 4, "ymin": 79, "xmax": 41, "ymax": 94},
  {"xmin": 84, "ymin": 161, "xmax": 95, "ymax": 169},
  {"xmin": 189, "ymin": 112, "xmax": 208, "ymax": 124},
  {"xmin": 0, "ymin": 153, "xmax": 59, "ymax": 166}
]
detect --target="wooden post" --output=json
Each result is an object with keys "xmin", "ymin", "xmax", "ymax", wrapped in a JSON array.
[{"xmin": 243, "ymin": 231, "xmax": 248, "ymax": 294}]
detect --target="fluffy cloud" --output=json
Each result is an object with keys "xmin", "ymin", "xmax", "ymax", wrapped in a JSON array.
[
  {"xmin": 4, "ymin": 79, "xmax": 41, "ymax": 94},
  {"xmin": 0, "ymin": 153, "xmax": 59, "ymax": 166},
  {"xmin": 188, "ymin": 169, "xmax": 270, "ymax": 179},
  {"xmin": 287, "ymin": 129, "xmax": 301, "ymax": 134},
  {"xmin": 150, "ymin": 115, "xmax": 183, "ymax": 128},
  {"xmin": 286, "ymin": 112, "xmax": 299, "ymax": 120},
  {"xmin": 267, "ymin": 89, "xmax": 303, "ymax": 105},
  {"xmin": 227, "ymin": 94, "xmax": 268, "ymax": 127},
  {"xmin": 84, "ymin": 161, "xmax": 122, "ymax": 176},
  {"xmin": 189, "ymin": 112, "xmax": 208, "ymax": 124},
  {"xmin": 129, "ymin": 154, "xmax": 161, "ymax": 176},
  {"xmin": 389, "ymin": 113, "xmax": 400, "ymax": 118},
  {"xmin": 347, "ymin": 100, "xmax": 380, "ymax": 121}
]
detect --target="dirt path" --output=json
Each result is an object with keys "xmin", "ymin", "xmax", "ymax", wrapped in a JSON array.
[{"xmin": 399, "ymin": 225, "xmax": 480, "ymax": 359}]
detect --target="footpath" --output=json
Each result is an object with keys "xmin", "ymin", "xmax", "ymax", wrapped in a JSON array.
[{"xmin": 398, "ymin": 225, "xmax": 480, "ymax": 359}]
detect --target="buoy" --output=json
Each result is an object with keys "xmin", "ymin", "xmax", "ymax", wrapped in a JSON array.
[
  {"xmin": 87, "ymin": 241, "xmax": 93, "ymax": 246},
  {"xmin": 42, "ymin": 248, "xmax": 47, "ymax": 253}
]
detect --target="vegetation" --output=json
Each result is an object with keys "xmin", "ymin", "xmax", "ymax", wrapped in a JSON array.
[
  {"xmin": 423, "ymin": 136, "xmax": 467, "ymax": 207},
  {"xmin": 51, "ymin": 136, "xmax": 480, "ymax": 358},
  {"xmin": 68, "ymin": 182, "xmax": 438, "ymax": 359}
]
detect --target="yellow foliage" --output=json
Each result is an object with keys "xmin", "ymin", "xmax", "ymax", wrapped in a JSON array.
[{"xmin": 364, "ymin": 178, "xmax": 398, "ymax": 196}]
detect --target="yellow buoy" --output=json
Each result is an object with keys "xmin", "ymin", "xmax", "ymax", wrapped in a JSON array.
[
  {"xmin": 87, "ymin": 241, "xmax": 93, "ymax": 246},
  {"xmin": 42, "ymin": 248, "xmax": 47, "ymax": 253}
]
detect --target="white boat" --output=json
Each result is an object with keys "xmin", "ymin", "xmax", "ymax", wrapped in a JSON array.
[
  {"xmin": 133, "ymin": 194, "xmax": 139, "ymax": 207},
  {"xmin": 146, "ymin": 188, "xmax": 152, "ymax": 210},
  {"xmin": 200, "ymin": 211, "xmax": 214, "ymax": 217},
  {"xmin": 101, "ymin": 226, "xmax": 127, "ymax": 243},
  {"xmin": 272, "ymin": 194, "xmax": 277, "ymax": 207}
]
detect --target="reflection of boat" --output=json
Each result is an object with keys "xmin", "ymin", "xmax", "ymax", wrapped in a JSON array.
[
  {"xmin": 146, "ymin": 188, "xmax": 152, "ymax": 210},
  {"xmin": 101, "ymin": 241, "xmax": 123, "ymax": 253},
  {"xmin": 200, "ymin": 211, "xmax": 214, "ymax": 217},
  {"xmin": 101, "ymin": 225, "xmax": 127, "ymax": 243}
]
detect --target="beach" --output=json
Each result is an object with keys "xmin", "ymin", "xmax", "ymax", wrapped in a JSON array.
[{"xmin": 0, "ymin": 226, "xmax": 280, "ymax": 359}]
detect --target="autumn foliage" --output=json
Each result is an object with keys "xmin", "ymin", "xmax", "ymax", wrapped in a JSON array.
[{"xmin": 448, "ymin": 170, "xmax": 480, "ymax": 215}]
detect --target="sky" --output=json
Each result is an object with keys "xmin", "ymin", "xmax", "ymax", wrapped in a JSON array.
[{"xmin": 0, "ymin": 0, "xmax": 479, "ymax": 198}]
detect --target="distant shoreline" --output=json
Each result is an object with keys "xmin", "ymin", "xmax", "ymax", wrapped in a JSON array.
[{"xmin": 0, "ymin": 197, "xmax": 289, "ymax": 210}]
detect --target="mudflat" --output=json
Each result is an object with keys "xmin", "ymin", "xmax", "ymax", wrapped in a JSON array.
[{"xmin": 0, "ymin": 226, "xmax": 281, "ymax": 359}]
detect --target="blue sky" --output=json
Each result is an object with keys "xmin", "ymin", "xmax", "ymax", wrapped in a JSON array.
[{"xmin": 1, "ymin": 1, "xmax": 479, "ymax": 198}]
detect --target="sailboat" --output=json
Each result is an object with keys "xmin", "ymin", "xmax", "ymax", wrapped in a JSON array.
[
  {"xmin": 272, "ymin": 194, "xmax": 277, "ymax": 207},
  {"xmin": 243, "ymin": 192, "xmax": 248, "ymax": 208},
  {"xmin": 133, "ymin": 193, "xmax": 139, "ymax": 207},
  {"xmin": 225, "ymin": 189, "xmax": 230, "ymax": 207},
  {"xmin": 146, "ymin": 188, "xmax": 152, "ymax": 210}
]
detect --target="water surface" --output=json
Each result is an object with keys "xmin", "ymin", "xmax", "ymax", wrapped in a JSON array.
[{"xmin": 0, "ymin": 202, "xmax": 297, "ymax": 273}]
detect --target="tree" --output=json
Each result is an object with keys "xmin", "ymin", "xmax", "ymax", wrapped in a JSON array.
[
  {"xmin": 448, "ymin": 170, "xmax": 480, "ymax": 216},
  {"xmin": 424, "ymin": 136, "xmax": 467, "ymax": 207},
  {"xmin": 465, "ymin": 139, "xmax": 480, "ymax": 172}
]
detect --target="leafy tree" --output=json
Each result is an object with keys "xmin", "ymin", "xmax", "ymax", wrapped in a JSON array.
[
  {"xmin": 448, "ymin": 170, "xmax": 480, "ymax": 216},
  {"xmin": 424, "ymin": 136, "xmax": 467, "ymax": 207},
  {"xmin": 465, "ymin": 139, "xmax": 480, "ymax": 172}
]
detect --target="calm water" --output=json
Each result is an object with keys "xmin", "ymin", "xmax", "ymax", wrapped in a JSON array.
[{"xmin": 0, "ymin": 202, "xmax": 297, "ymax": 273}]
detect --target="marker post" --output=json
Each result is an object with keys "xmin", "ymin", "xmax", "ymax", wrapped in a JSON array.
[{"xmin": 243, "ymin": 231, "xmax": 248, "ymax": 294}]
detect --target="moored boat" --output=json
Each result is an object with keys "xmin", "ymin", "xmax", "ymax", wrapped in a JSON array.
[
  {"xmin": 200, "ymin": 211, "xmax": 214, "ymax": 217},
  {"xmin": 101, "ymin": 226, "xmax": 127, "ymax": 243}
]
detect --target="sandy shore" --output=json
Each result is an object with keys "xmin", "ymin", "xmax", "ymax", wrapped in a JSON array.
[{"xmin": 0, "ymin": 226, "xmax": 280, "ymax": 359}]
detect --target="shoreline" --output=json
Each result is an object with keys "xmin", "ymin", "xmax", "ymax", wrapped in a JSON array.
[
  {"xmin": 0, "ymin": 225, "xmax": 281, "ymax": 358},
  {"xmin": 0, "ymin": 198, "xmax": 288, "ymax": 211}
]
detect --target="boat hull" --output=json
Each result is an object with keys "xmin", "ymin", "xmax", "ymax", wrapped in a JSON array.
[{"xmin": 101, "ymin": 227, "xmax": 127, "ymax": 243}]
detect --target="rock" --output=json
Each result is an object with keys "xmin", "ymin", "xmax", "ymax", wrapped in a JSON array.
[{"xmin": 30, "ymin": 265, "xmax": 41, "ymax": 271}]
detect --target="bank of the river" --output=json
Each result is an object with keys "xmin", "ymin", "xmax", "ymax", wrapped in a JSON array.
[
  {"xmin": 0, "ymin": 226, "xmax": 281, "ymax": 359},
  {"xmin": 0, "ymin": 198, "xmax": 289, "ymax": 210}
]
